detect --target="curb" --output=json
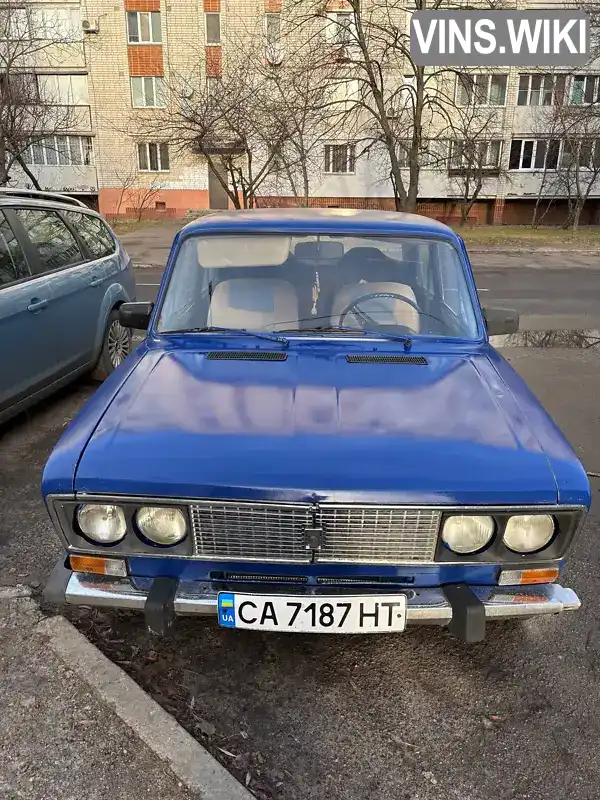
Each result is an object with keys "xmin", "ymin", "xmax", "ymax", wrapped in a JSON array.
[{"xmin": 36, "ymin": 614, "xmax": 254, "ymax": 800}]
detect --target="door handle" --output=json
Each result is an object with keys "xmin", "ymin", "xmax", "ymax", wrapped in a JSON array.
[
  {"xmin": 27, "ymin": 298, "xmax": 48, "ymax": 313},
  {"xmin": 90, "ymin": 276, "xmax": 102, "ymax": 287}
]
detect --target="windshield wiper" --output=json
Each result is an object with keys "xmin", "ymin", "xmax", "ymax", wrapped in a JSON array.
[
  {"xmin": 279, "ymin": 325, "xmax": 412, "ymax": 351},
  {"xmin": 168, "ymin": 326, "xmax": 289, "ymax": 348}
]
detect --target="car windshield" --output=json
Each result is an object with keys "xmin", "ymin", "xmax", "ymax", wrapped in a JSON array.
[{"xmin": 158, "ymin": 234, "xmax": 479, "ymax": 340}]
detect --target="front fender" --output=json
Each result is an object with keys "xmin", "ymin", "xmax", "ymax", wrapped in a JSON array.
[{"xmin": 93, "ymin": 283, "xmax": 133, "ymax": 357}]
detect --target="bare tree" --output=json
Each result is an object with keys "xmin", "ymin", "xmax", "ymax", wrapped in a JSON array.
[
  {"xmin": 0, "ymin": 1, "xmax": 81, "ymax": 186},
  {"xmin": 446, "ymin": 91, "xmax": 505, "ymax": 225},
  {"xmin": 126, "ymin": 178, "xmax": 163, "ymax": 221},
  {"xmin": 288, "ymin": 0, "xmax": 507, "ymax": 212}
]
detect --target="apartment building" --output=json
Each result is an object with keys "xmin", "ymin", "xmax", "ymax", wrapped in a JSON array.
[{"xmin": 15, "ymin": 0, "xmax": 600, "ymax": 224}]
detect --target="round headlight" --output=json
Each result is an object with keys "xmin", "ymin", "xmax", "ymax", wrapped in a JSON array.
[
  {"xmin": 77, "ymin": 504, "xmax": 127, "ymax": 544},
  {"xmin": 442, "ymin": 515, "xmax": 495, "ymax": 554},
  {"xmin": 503, "ymin": 514, "xmax": 555, "ymax": 553},
  {"xmin": 136, "ymin": 506, "xmax": 187, "ymax": 546}
]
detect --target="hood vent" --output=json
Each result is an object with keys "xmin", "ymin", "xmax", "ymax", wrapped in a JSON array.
[
  {"xmin": 346, "ymin": 354, "xmax": 428, "ymax": 365},
  {"xmin": 206, "ymin": 351, "xmax": 287, "ymax": 361}
]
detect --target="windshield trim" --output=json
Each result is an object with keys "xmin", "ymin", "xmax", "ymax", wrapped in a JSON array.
[{"xmin": 150, "ymin": 230, "xmax": 486, "ymax": 345}]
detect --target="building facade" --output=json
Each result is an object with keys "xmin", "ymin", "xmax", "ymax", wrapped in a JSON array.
[{"xmin": 15, "ymin": 0, "xmax": 600, "ymax": 225}]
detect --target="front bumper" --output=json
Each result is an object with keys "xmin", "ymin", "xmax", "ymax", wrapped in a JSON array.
[{"xmin": 45, "ymin": 561, "xmax": 581, "ymax": 641}]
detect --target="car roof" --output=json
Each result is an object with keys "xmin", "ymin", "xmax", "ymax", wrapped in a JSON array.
[
  {"xmin": 0, "ymin": 189, "xmax": 98, "ymax": 215},
  {"xmin": 180, "ymin": 208, "xmax": 459, "ymax": 241}
]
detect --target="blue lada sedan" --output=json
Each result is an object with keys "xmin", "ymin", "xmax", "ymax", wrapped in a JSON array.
[{"xmin": 43, "ymin": 209, "xmax": 590, "ymax": 642}]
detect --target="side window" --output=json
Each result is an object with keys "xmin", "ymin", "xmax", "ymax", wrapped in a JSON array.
[
  {"xmin": 0, "ymin": 211, "xmax": 29, "ymax": 287},
  {"xmin": 62, "ymin": 212, "xmax": 116, "ymax": 259},
  {"xmin": 14, "ymin": 208, "xmax": 83, "ymax": 274}
]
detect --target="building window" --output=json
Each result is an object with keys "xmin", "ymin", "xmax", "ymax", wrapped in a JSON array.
[
  {"xmin": 127, "ymin": 11, "xmax": 162, "ymax": 44},
  {"xmin": 509, "ymin": 139, "xmax": 560, "ymax": 170},
  {"xmin": 265, "ymin": 13, "xmax": 280, "ymax": 45},
  {"xmin": 332, "ymin": 11, "xmax": 353, "ymax": 45},
  {"xmin": 131, "ymin": 76, "xmax": 167, "ymax": 108},
  {"xmin": 23, "ymin": 135, "xmax": 93, "ymax": 166},
  {"xmin": 456, "ymin": 73, "xmax": 507, "ymax": 106},
  {"xmin": 137, "ymin": 142, "xmax": 169, "ymax": 172},
  {"xmin": 206, "ymin": 76, "xmax": 221, "ymax": 95},
  {"xmin": 450, "ymin": 140, "xmax": 502, "ymax": 169},
  {"xmin": 37, "ymin": 74, "xmax": 89, "ymax": 105},
  {"xmin": 205, "ymin": 12, "xmax": 220, "ymax": 44},
  {"xmin": 517, "ymin": 74, "xmax": 566, "ymax": 106},
  {"xmin": 324, "ymin": 143, "xmax": 356, "ymax": 173},
  {"xmin": 570, "ymin": 74, "xmax": 600, "ymax": 105},
  {"xmin": 0, "ymin": 7, "xmax": 30, "ymax": 39},
  {"xmin": 561, "ymin": 139, "xmax": 600, "ymax": 169}
]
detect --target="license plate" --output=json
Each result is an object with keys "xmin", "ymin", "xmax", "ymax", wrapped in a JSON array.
[{"xmin": 217, "ymin": 593, "xmax": 407, "ymax": 633}]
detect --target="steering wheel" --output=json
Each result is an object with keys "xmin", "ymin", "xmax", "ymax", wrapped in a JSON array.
[{"xmin": 339, "ymin": 292, "xmax": 421, "ymax": 329}]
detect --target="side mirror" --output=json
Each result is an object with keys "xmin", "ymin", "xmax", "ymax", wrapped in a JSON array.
[
  {"xmin": 482, "ymin": 306, "xmax": 519, "ymax": 336},
  {"xmin": 119, "ymin": 301, "xmax": 154, "ymax": 330}
]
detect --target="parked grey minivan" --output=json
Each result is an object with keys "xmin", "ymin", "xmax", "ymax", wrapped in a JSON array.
[{"xmin": 0, "ymin": 189, "xmax": 136, "ymax": 424}]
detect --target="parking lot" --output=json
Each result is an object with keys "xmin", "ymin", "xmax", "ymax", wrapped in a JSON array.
[{"xmin": 1, "ymin": 230, "xmax": 600, "ymax": 800}]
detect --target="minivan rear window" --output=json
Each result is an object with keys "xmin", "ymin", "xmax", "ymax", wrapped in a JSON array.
[
  {"xmin": 63, "ymin": 211, "xmax": 116, "ymax": 259},
  {"xmin": 15, "ymin": 208, "xmax": 82, "ymax": 273},
  {"xmin": 0, "ymin": 212, "xmax": 28, "ymax": 287}
]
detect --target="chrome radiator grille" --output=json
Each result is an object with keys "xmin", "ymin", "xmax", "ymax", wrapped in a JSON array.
[
  {"xmin": 190, "ymin": 501, "xmax": 441, "ymax": 564},
  {"xmin": 190, "ymin": 502, "xmax": 313, "ymax": 563},
  {"xmin": 318, "ymin": 506, "xmax": 441, "ymax": 564}
]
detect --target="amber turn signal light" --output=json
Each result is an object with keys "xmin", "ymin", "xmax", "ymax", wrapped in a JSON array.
[
  {"xmin": 69, "ymin": 554, "xmax": 127, "ymax": 577},
  {"xmin": 498, "ymin": 567, "xmax": 559, "ymax": 586}
]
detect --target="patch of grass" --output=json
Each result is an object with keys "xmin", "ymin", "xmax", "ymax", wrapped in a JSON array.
[
  {"xmin": 109, "ymin": 219, "xmax": 161, "ymax": 236},
  {"xmin": 456, "ymin": 225, "xmax": 600, "ymax": 248}
]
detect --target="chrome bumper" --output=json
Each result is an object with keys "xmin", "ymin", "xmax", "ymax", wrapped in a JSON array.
[{"xmin": 53, "ymin": 569, "xmax": 581, "ymax": 626}]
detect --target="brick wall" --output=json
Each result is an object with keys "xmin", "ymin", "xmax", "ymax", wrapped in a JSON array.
[
  {"xmin": 125, "ymin": 0, "xmax": 160, "ymax": 10},
  {"xmin": 257, "ymin": 196, "xmax": 492, "ymax": 223},
  {"xmin": 99, "ymin": 187, "xmax": 210, "ymax": 218},
  {"xmin": 128, "ymin": 44, "xmax": 164, "ymax": 76},
  {"xmin": 503, "ymin": 199, "xmax": 600, "ymax": 226},
  {"xmin": 205, "ymin": 47, "xmax": 222, "ymax": 76}
]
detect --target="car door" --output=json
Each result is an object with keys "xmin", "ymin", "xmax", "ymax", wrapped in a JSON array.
[
  {"xmin": 0, "ymin": 210, "xmax": 57, "ymax": 415},
  {"xmin": 9, "ymin": 206, "xmax": 100, "ymax": 376}
]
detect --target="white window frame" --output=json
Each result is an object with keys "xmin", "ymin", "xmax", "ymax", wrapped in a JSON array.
[
  {"xmin": 560, "ymin": 139, "xmax": 600, "ymax": 169},
  {"xmin": 23, "ymin": 135, "xmax": 93, "ymax": 166},
  {"xmin": 325, "ymin": 11, "xmax": 356, "ymax": 46},
  {"xmin": 37, "ymin": 74, "xmax": 89, "ymax": 106},
  {"xmin": 126, "ymin": 11, "xmax": 162, "ymax": 44},
  {"xmin": 265, "ymin": 12, "xmax": 280, "ymax": 45},
  {"xmin": 324, "ymin": 143, "xmax": 356, "ymax": 174},
  {"xmin": 456, "ymin": 73, "xmax": 507, "ymax": 106},
  {"xmin": 205, "ymin": 12, "xmax": 221, "ymax": 45},
  {"xmin": 131, "ymin": 76, "xmax": 167, "ymax": 108},
  {"xmin": 508, "ymin": 139, "xmax": 561, "ymax": 171},
  {"xmin": 450, "ymin": 140, "xmax": 503, "ymax": 169},
  {"xmin": 0, "ymin": 7, "xmax": 31, "ymax": 39},
  {"xmin": 137, "ymin": 142, "xmax": 170, "ymax": 172},
  {"xmin": 517, "ymin": 73, "xmax": 565, "ymax": 107},
  {"xmin": 570, "ymin": 74, "xmax": 600, "ymax": 105}
]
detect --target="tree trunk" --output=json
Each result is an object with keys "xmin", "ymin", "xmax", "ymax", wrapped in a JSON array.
[{"xmin": 571, "ymin": 199, "xmax": 584, "ymax": 230}]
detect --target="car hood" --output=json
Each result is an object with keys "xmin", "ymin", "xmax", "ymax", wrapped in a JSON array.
[{"xmin": 74, "ymin": 348, "xmax": 561, "ymax": 504}]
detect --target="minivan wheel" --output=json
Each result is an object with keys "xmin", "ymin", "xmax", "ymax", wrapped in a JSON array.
[{"xmin": 91, "ymin": 309, "xmax": 132, "ymax": 381}]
